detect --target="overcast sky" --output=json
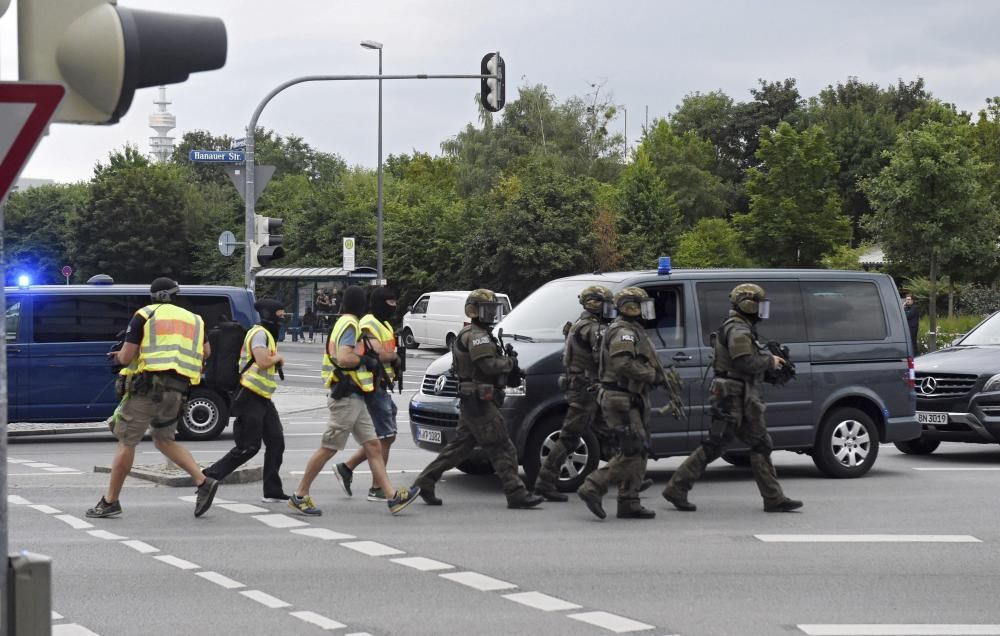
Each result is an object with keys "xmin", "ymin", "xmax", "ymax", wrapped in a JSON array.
[{"xmin": 3, "ymin": 0, "xmax": 1000, "ymax": 184}]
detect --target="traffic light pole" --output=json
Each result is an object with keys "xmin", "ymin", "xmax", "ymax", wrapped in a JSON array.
[{"xmin": 244, "ymin": 66, "xmax": 500, "ymax": 292}]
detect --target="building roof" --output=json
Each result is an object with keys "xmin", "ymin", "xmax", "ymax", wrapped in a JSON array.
[
  {"xmin": 254, "ymin": 266, "xmax": 377, "ymax": 281},
  {"xmin": 858, "ymin": 246, "xmax": 885, "ymax": 266}
]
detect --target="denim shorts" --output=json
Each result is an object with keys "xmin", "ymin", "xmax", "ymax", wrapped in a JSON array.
[{"xmin": 364, "ymin": 388, "xmax": 398, "ymax": 439}]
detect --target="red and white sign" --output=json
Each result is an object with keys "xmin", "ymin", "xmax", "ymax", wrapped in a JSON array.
[{"xmin": 0, "ymin": 83, "xmax": 65, "ymax": 201}]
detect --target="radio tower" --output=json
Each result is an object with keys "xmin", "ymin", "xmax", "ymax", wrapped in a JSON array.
[{"xmin": 149, "ymin": 86, "xmax": 176, "ymax": 162}]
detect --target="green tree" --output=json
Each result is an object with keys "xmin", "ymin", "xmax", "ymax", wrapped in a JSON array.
[
  {"xmin": 675, "ymin": 218, "xmax": 751, "ymax": 268},
  {"xmin": 69, "ymin": 146, "xmax": 197, "ymax": 282},
  {"xmin": 5, "ymin": 183, "xmax": 88, "ymax": 284},
  {"xmin": 862, "ymin": 121, "xmax": 997, "ymax": 350},
  {"xmin": 735, "ymin": 122, "xmax": 850, "ymax": 267},
  {"xmin": 819, "ymin": 243, "xmax": 868, "ymax": 270},
  {"xmin": 614, "ymin": 149, "xmax": 681, "ymax": 268}
]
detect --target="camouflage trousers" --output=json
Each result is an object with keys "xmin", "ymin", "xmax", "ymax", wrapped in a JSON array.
[
  {"xmin": 414, "ymin": 398, "xmax": 528, "ymax": 499},
  {"xmin": 578, "ymin": 402, "xmax": 646, "ymax": 508},
  {"xmin": 665, "ymin": 383, "xmax": 784, "ymax": 506},
  {"xmin": 536, "ymin": 390, "xmax": 599, "ymax": 490}
]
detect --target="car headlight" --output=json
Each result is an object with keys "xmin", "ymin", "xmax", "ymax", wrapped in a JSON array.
[
  {"xmin": 984, "ymin": 373, "xmax": 1000, "ymax": 393},
  {"xmin": 505, "ymin": 379, "xmax": 527, "ymax": 397}
]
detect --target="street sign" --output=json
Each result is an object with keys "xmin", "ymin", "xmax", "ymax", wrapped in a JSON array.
[
  {"xmin": 231, "ymin": 137, "xmax": 246, "ymax": 151},
  {"xmin": 60, "ymin": 265, "xmax": 72, "ymax": 278},
  {"xmin": 218, "ymin": 230, "xmax": 237, "ymax": 257},
  {"xmin": 225, "ymin": 164, "xmax": 275, "ymax": 204},
  {"xmin": 343, "ymin": 237, "xmax": 356, "ymax": 271},
  {"xmin": 189, "ymin": 149, "xmax": 245, "ymax": 163},
  {"xmin": 0, "ymin": 83, "xmax": 65, "ymax": 201}
]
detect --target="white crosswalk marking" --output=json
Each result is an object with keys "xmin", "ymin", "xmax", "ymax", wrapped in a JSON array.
[
  {"xmin": 121, "ymin": 540, "xmax": 159, "ymax": 554},
  {"xmin": 756, "ymin": 534, "xmax": 981, "ymax": 543},
  {"xmin": 390, "ymin": 556, "xmax": 454, "ymax": 571},
  {"xmin": 502, "ymin": 591, "xmax": 582, "ymax": 612},
  {"xmin": 154, "ymin": 555, "xmax": 200, "ymax": 570},
  {"xmin": 196, "ymin": 571, "xmax": 245, "ymax": 589},
  {"xmin": 439, "ymin": 571, "xmax": 517, "ymax": 592},
  {"xmin": 290, "ymin": 528, "xmax": 355, "ymax": 540},
  {"xmin": 52, "ymin": 625, "xmax": 100, "ymax": 636},
  {"xmin": 798, "ymin": 626, "xmax": 1000, "ymax": 635},
  {"xmin": 87, "ymin": 530, "xmax": 127, "ymax": 541},
  {"xmin": 240, "ymin": 590, "xmax": 291, "ymax": 609},
  {"xmin": 7, "ymin": 495, "xmax": 32, "ymax": 504},
  {"xmin": 567, "ymin": 611, "xmax": 656, "ymax": 633},
  {"xmin": 54, "ymin": 515, "xmax": 93, "ymax": 530},
  {"xmin": 253, "ymin": 514, "xmax": 309, "ymax": 528},
  {"xmin": 289, "ymin": 611, "xmax": 347, "ymax": 630},
  {"xmin": 30, "ymin": 504, "xmax": 61, "ymax": 514},
  {"xmin": 219, "ymin": 503, "xmax": 269, "ymax": 514},
  {"xmin": 340, "ymin": 540, "xmax": 404, "ymax": 557}
]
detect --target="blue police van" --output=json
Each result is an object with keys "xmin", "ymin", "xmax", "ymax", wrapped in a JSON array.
[{"xmin": 4, "ymin": 278, "xmax": 257, "ymax": 439}]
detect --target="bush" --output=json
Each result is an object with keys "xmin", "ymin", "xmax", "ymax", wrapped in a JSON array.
[
  {"xmin": 917, "ymin": 314, "xmax": 985, "ymax": 353},
  {"xmin": 956, "ymin": 283, "xmax": 1000, "ymax": 317}
]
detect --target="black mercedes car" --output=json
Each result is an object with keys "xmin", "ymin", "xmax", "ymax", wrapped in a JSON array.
[{"xmin": 908, "ymin": 311, "xmax": 1000, "ymax": 454}]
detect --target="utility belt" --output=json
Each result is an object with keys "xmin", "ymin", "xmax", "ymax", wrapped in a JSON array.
[
  {"xmin": 457, "ymin": 380, "xmax": 503, "ymax": 404},
  {"xmin": 597, "ymin": 386, "xmax": 634, "ymax": 413},
  {"xmin": 558, "ymin": 374, "xmax": 594, "ymax": 393},
  {"xmin": 329, "ymin": 368, "xmax": 364, "ymax": 400},
  {"xmin": 128, "ymin": 371, "xmax": 191, "ymax": 402}
]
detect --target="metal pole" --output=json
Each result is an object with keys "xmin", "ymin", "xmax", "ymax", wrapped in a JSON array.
[
  {"xmin": 376, "ymin": 48, "xmax": 384, "ymax": 285},
  {"xmin": 0, "ymin": 197, "xmax": 9, "ymax": 636},
  {"xmin": 244, "ymin": 129, "xmax": 255, "ymax": 291},
  {"xmin": 623, "ymin": 106, "xmax": 627, "ymax": 162}
]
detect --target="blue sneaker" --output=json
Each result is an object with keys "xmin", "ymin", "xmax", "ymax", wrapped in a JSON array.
[
  {"xmin": 388, "ymin": 486, "xmax": 420, "ymax": 515},
  {"xmin": 288, "ymin": 494, "xmax": 322, "ymax": 516}
]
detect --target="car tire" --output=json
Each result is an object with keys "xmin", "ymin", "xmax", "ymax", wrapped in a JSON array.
[
  {"xmin": 402, "ymin": 328, "xmax": 419, "ymax": 349},
  {"xmin": 721, "ymin": 453, "xmax": 751, "ymax": 467},
  {"xmin": 457, "ymin": 453, "xmax": 493, "ymax": 475},
  {"xmin": 894, "ymin": 437, "xmax": 941, "ymax": 455},
  {"xmin": 523, "ymin": 415, "xmax": 600, "ymax": 492},
  {"xmin": 812, "ymin": 406, "xmax": 880, "ymax": 478},
  {"xmin": 178, "ymin": 388, "xmax": 229, "ymax": 441}
]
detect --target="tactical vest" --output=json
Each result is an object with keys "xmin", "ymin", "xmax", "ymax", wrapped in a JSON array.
[
  {"xmin": 712, "ymin": 314, "xmax": 756, "ymax": 382},
  {"xmin": 359, "ymin": 314, "xmax": 396, "ymax": 383},
  {"xmin": 599, "ymin": 318, "xmax": 658, "ymax": 392},
  {"xmin": 134, "ymin": 304, "xmax": 204, "ymax": 385},
  {"xmin": 452, "ymin": 325, "xmax": 498, "ymax": 384},
  {"xmin": 321, "ymin": 315, "xmax": 374, "ymax": 392},
  {"xmin": 562, "ymin": 312, "xmax": 602, "ymax": 381},
  {"xmin": 240, "ymin": 325, "xmax": 278, "ymax": 398}
]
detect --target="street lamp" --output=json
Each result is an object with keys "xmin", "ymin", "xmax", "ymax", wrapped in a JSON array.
[{"xmin": 361, "ymin": 39, "xmax": 384, "ymax": 285}]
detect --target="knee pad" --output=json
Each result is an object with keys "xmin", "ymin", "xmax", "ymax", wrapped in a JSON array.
[
  {"xmin": 620, "ymin": 433, "xmax": 643, "ymax": 457},
  {"xmin": 700, "ymin": 435, "xmax": 724, "ymax": 457}
]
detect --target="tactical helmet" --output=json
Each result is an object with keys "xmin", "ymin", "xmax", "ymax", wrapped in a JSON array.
[
  {"xmin": 729, "ymin": 283, "xmax": 769, "ymax": 318},
  {"xmin": 579, "ymin": 285, "xmax": 613, "ymax": 315},
  {"xmin": 254, "ymin": 298, "xmax": 285, "ymax": 322},
  {"xmin": 614, "ymin": 286, "xmax": 654, "ymax": 319},
  {"xmin": 150, "ymin": 277, "xmax": 179, "ymax": 303},
  {"xmin": 465, "ymin": 288, "xmax": 504, "ymax": 326}
]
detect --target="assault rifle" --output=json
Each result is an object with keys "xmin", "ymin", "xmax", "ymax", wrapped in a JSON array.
[
  {"xmin": 394, "ymin": 334, "xmax": 406, "ymax": 394},
  {"xmin": 762, "ymin": 340, "xmax": 795, "ymax": 386},
  {"xmin": 496, "ymin": 328, "xmax": 524, "ymax": 388}
]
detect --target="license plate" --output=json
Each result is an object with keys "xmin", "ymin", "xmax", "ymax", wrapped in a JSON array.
[
  {"xmin": 916, "ymin": 411, "xmax": 948, "ymax": 425},
  {"xmin": 416, "ymin": 427, "xmax": 442, "ymax": 444}
]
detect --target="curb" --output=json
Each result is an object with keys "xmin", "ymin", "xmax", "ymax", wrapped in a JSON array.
[{"xmin": 93, "ymin": 463, "xmax": 263, "ymax": 487}]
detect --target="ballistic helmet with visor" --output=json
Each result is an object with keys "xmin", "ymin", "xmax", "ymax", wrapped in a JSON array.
[
  {"xmin": 579, "ymin": 285, "xmax": 613, "ymax": 316},
  {"xmin": 150, "ymin": 277, "xmax": 179, "ymax": 303},
  {"xmin": 730, "ymin": 283, "xmax": 770, "ymax": 319},
  {"xmin": 465, "ymin": 288, "xmax": 504, "ymax": 326},
  {"xmin": 614, "ymin": 286, "xmax": 655, "ymax": 320}
]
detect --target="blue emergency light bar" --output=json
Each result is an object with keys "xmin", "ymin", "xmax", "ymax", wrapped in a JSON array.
[{"xmin": 658, "ymin": 256, "xmax": 672, "ymax": 275}]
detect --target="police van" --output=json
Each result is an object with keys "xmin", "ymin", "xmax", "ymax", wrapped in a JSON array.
[
  {"xmin": 409, "ymin": 264, "xmax": 920, "ymax": 489},
  {"xmin": 4, "ymin": 277, "xmax": 257, "ymax": 439}
]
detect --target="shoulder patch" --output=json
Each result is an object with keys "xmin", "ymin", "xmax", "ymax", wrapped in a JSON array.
[
  {"xmin": 471, "ymin": 335, "xmax": 491, "ymax": 347},
  {"xmin": 620, "ymin": 333, "xmax": 636, "ymax": 342}
]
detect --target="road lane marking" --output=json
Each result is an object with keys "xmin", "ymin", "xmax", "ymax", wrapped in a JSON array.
[
  {"xmin": 912, "ymin": 467, "xmax": 1000, "ymax": 471},
  {"xmin": 341, "ymin": 540, "xmax": 405, "ymax": 557},
  {"xmin": 798, "ymin": 626, "xmax": 1000, "ymax": 635},
  {"xmin": 440, "ymin": 571, "xmax": 517, "ymax": 592},
  {"xmin": 54, "ymin": 515, "xmax": 93, "ymax": 530},
  {"xmin": 178, "ymin": 495, "xmax": 235, "ymax": 504},
  {"xmin": 390, "ymin": 556, "xmax": 454, "ymax": 572},
  {"xmin": 87, "ymin": 530, "xmax": 127, "ymax": 541},
  {"xmin": 154, "ymin": 555, "xmax": 200, "ymax": 570},
  {"xmin": 253, "ymin": 514, "xmax": 309, "ymax": 529},
  {"xmin": 30, "ymin": 504, "xmax": 61, "ymax": 514},
  {"xmin": 240, "ymin": 590, "xmax": 292, "ymax": 609},
  {"xmin": 26, "ymin": 462, "xmax": 57, "ymax": 468},
  {"xmin": 45, "ymin": 467, "xmax": 80, "ymax": 473},
  {"xmin": 7, "ymin": 458, "xmax": 32, "ymax": 464},
  {"xmin": 7, "ymin": 472, "xmax": 83, "ymax": 476},
  {"xmin": 219, "ymin": 503, "xmax": 269, "ymax": 514},
  {"xmin": 52, "ymin": 625, "xmax": 100, "ymax": 635},
  {"xmin": 121, "ymin": 540, "xmax": 159, "ymax": 554},
  {"xmin": 567, "ymin": 611, "xmax": 656, "ymax": 633},
  {"xmin": 8, "ymin": 495, "xmax": 32, "ymax": 505},
  {"xmin": 52, "ymin": 611, "xmax": 63, "ymax": 620},
  {"xmin": 503, "ymin": 591, "xmax": 582, "ymax": 612},
  {"xmin": 196, "ymin": 571, "xmax": 246, "ymax": 589},
  {"xmin": 755, "ymin": 534, "xmax": 982, "ymax": 543},
  {"xmin": 290, "ymin": 528, "xmax": 356, "ymax": 540},
  {"xmin": 289, "ymin": 611, "xmax": 347, "ymax": 630}
]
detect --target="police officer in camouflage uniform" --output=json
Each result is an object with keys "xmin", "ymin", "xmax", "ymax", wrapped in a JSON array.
[
  {"xmin": 412, "ymin": 290, "xmax": 544, "ymax": 509},
  {"xmin": 578, "ymin": 287, "xmax": 662, "ymax": 520},
  {"xmin": 662, "ymin": 283, "xmax": 803, "ymax": 513}
]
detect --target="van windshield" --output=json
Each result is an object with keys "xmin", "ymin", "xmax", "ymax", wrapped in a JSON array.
[
  {"xmin": 497, "ymin": 279, "xmax": 603, "ymax": 341},
  {"xmin": 957, "ymin": 312, "xmax": 1000, "ymax": 346}
]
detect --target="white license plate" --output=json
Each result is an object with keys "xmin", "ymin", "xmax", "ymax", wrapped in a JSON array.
[
  {"xmin": 417, "ymin": 427, "xmax": 442, "ymax": 444},
  {"xmin": 916, "ymin": 411, "xmax": 948, "ymax": 425}
]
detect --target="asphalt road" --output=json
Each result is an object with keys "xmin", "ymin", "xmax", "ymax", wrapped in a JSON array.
[{"xmin": 8, "ymin": 346, "xmax": 1000, "ymax": 636}]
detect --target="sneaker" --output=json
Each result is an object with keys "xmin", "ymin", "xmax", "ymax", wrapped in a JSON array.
[
  {"xmin": 261, "ymin": 493, "xmax": 291, "ymax": 503},
  {"xmin": 388, "ymin": 486, "xmax": 420, "ymax": 515},
  {"xmin": 85, "ymin": 497, "xmax": 122, "ymax": 519},
  {"xmin": 367, "ymin": 487, "xmax": 386, "ymax": 502},
  {"xmin": 334, "ymin": 463, "xmax": 354, "ymax": 497},
  {"xmin": 288, "ymin": 493, "xmax": 322, "ymax": 516},
  {"xmin": 194, "ymin": 477, "xmax": 220, "ymax": 518}
]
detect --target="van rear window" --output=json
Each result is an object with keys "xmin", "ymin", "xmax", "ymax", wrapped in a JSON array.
[
  {"xmin": 174, "ymin": 296, "xmax": 234, "ymax": 331},
  {"xmin": 802, "ymin": 281, "xmax": 886, "ymax": 342},
  {"xmin": 33, "ymin": 295, "xmax": 131, "ymax": 343}
]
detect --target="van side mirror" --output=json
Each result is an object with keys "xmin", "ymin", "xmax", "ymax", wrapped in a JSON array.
[{"xmin": 407, "ymin": 305, "xmax": 413, "ymax": 313}]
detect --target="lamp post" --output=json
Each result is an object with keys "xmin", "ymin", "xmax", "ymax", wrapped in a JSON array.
[{"xmin": 361, "ymin": 39, "xmax": 384, "ymax": 285}]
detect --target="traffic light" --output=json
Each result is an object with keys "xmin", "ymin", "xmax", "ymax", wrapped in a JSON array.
[
  {"xmin": 17, "ymin": 1, "xmax": 227, "ymax": 124},
  {"xmin": 250, "ymin": 214, "xmax": 285, "ymax": 268},
  {"xmin": 479, "ymin": 52, "xmax": 505, "ymax": 112}
]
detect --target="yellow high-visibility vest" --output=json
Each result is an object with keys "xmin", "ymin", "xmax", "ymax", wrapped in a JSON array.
[
  {"xmin": 321, "ymin": 315, "xmax": 374, "ymax": 392},
  {"xmin": 135, "ymin": 304, "xmax": 205, "ymax": 385},
  {"xmin": 360, "ymin": 314, "xmax": 396, "ymax": 383},
  {"xmin": 240, "ymin": 325, "xmax": 278, "ymax": 398}
]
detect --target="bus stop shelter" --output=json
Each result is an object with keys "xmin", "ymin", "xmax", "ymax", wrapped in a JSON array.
[{"xmin": 255, "ymin": 266, "xmax": 378, "ymax": 338}]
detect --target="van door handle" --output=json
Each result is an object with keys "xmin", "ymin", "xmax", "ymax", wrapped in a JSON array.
[
  {"xmin": 7, "ymin": 347, "xmax": 20, "ymax": 354},
  {"xmin": 671, "ymin": 352, "xmax": 692, "ymax": 362}
]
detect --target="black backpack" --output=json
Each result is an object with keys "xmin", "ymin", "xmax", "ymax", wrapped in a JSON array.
[{"xmin": 204, "ymin": 317, "xmax": 248, "ymax": 393}]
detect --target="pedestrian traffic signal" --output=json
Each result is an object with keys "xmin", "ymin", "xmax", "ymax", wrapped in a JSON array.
[
  {"xmin": 479, "ymin": 53, "xmax": 505, "ymax": 113},
  {"xmin": 17, "ymin": 0, "xmax": 227, "ymax": 124},
  {"xmin": 251, "ymin": 214, "xmax": 285, "ymax": 268}
]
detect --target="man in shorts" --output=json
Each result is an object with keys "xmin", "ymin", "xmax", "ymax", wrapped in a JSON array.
[{"xmin": 288, "ymin": 285, "xmax": 419, "ymax": 516}]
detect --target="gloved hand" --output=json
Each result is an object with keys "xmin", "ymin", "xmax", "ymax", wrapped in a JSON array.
[{"xmin": 362, "ymin": 354, "xmax": 381, "ymax": 372}]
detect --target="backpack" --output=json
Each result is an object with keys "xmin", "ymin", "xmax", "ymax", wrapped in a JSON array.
[{"xmin": 204, "ymin": 318, "xmax": 248, "ymax": 393}]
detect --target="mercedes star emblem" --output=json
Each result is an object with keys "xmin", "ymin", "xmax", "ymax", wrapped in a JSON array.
[{"xmin": 918, "ymin": 376, "xmax": 937, "ymax": 395}]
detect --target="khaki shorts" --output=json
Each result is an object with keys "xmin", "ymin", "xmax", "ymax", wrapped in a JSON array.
[
  {"xmin": 322, "ymin": 394, "xmax": 377, "ymax": 450},
  {"xmin": 114, "ymin": 391, "xmax": 184, "ymax": 447}
]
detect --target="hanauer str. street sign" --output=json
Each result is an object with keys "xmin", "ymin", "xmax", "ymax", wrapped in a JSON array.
[{"xmin": 189, "ymin": 149, "xmax": 244, "ymax": 163}]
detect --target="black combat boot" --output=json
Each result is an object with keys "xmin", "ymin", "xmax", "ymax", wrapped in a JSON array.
[
  {"xmin": 764, "ymin": 498, "xmax": 803, "ymax": 512},
  {"xmin": 577, "ymin": 488, "xmax": 606, "ymax": 520},
  {"xmin": 534, "ymin": 481, "xmax": 569, "ymax": 502},
  {"xmin": 617, "ymin": 499, "xmax": 656, "ymax": 519},
  {"xmin": 414, "ymin": 483, "xmax": 442, "ymax": 506},
  {"xmin": 638, "ymin": 478, "xmax": 654, "ymax": 493},
  {"xmin": 507, "ymin": 491, "xmax": 544, "ymax": 509},
  {"xmin": 661, "ymin": 486, "xmax": 697, "ymax": 512}
]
